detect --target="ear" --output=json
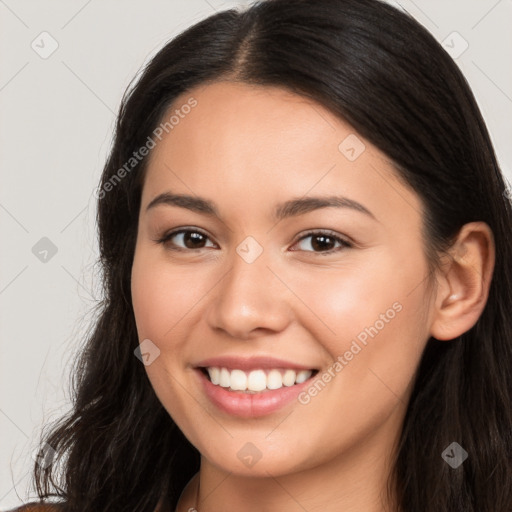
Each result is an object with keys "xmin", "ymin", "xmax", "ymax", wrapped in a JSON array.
[{"xmin": 430, "ymin": 222, "xmax": 495, "ymax": 341}]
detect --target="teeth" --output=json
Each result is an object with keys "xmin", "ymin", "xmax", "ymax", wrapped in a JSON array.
[
  {"xmin": 282, "ymin": 369, "xmax": 296, "ymax": 387},
  {"xmin": 295, "ymin": 370, "xmax": 311, "ymax": 384},
  {"xmin": 267, "ymin": 369, "xmax": 283, "ymax": 390},
  {"xmin": 209, "ymin": 367, "xmax": 220, "ymax": 385},
  {"xmin": 230, "ymin": 369, "xmax": 247, "ymax": 391},
  {"xmin": 205, "ymin": 367, "xmax": 313, "ymax": 392},
  {"xmin": 219, "ymin": 368, "xmax": 230, "ymax": 387},
  {"xmin": 247, "ymin": 369, "xmax": 267, "ymax": 391}
]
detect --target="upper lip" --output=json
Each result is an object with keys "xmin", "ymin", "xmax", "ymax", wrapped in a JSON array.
[{"xmin": 194, "ymin": 355, "xmax": 318, "ymax": 372}]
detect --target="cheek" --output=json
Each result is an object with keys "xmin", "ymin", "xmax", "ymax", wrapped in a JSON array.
[
  {"xmin": 281, "ymin": 254, "xmax": 429, "ymax": 462},
  {"xmin": 131, "ymin": 250, "xmax": 205, "ymax": 429},
  {"xmin": 292, "ymin": 247, "xmax": 430, "ymax": 391},
  {"xmin": 131, "ymin": 250, "xmax": 205, "ymax": 341},
  {"xmin": 293, "ymin": 255, "xmax": 418, "ymax": 332}
]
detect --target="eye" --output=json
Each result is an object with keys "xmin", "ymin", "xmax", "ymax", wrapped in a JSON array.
[
  {"xmin": 291, "ymin": 230, "xmax": 352, "ymax": 255},
  {"xmin": 155, "ymin": 228, "xmax": 217, "ymax": 251},
  {"xmin": 155, "ymin": 228, "xmax": 352, "ymax": 255}
]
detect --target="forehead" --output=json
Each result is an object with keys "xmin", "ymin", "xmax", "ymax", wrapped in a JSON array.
[
  {"xmin": 141, "ymin": 81, "xmax": 423, "ymax": 227},
  {"xmin": 165, "ymin": 81, "xmax": 349, "ymax": 151},
  {"xmin": 145, "ymin": 81, "xmax": 367, "ymax": 182}
]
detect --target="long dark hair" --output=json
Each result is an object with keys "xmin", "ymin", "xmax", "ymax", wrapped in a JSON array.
[{"xmin": 31, "ymin": 0, "xmax": 512, "ymax": 510}]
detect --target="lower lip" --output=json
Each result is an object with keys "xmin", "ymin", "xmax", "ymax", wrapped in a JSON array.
[{"xmin": 195, "ymin": 369, "xmax": 314, "ymax": 418}]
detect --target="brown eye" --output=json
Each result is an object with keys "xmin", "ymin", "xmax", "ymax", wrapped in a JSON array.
[
  {"xmin": 292, "ymin": 231, "xmax": 352, "ymax": 254},
  {"xmin": 157, "ymin": 229, "xmax": 216, "ymax": 251}
]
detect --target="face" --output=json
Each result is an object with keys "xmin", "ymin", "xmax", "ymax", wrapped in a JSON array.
[{"xmin": 131, "ymin": 81, "xmax": 435, "ymax": 478}]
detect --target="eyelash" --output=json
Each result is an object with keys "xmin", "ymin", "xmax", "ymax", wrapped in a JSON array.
[{"xmin": 154, "ymin": 228, "xmax": 353, "ymax": 255}]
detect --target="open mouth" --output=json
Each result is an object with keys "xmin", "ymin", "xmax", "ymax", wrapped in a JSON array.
[{"xmin": 198, "ymin": 366, "xmax": 319, "ymax": 394}]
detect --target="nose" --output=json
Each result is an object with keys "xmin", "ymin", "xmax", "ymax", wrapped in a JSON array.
[{"xmin": 206, "ymin": 244, "xmax": 293, "ymax": 340}]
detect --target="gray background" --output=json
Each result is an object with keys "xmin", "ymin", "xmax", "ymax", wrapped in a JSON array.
[{"xmin": 1, "ymin": 0, "xmax": 511, "ymax": 508}]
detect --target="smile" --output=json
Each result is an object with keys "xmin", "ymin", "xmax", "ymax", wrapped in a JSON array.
[
  {"xmin": 193, "ymin": 355, "xmax": 321, "ymax": 417},
  {"xmin": 201, "ymin": 367, "xmax": 317, "ymax": 393}
]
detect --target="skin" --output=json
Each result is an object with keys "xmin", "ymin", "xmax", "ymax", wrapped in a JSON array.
[{"xmin": 130, "ymin": 81, "xmax": 495, "ymax": 512}]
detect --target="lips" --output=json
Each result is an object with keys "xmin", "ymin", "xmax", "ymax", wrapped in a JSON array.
[{"xmin": 193, "ymin": 355, "xmax": 320, "ymax": 417}]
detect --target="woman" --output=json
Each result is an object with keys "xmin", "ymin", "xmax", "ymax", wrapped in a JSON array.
[{"xmin": 11, "ymin": 0, "xmax": 512, "ymax": 510}]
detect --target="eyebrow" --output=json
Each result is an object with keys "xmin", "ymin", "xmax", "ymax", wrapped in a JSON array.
[{"xmin": 146, "ymin": 191, "xmax": 376, "ymax": 221}]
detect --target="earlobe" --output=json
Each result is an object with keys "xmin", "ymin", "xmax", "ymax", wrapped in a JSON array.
[{"xmin": 430, "ymin": 222, "xmax": 495, "ymax": 341}]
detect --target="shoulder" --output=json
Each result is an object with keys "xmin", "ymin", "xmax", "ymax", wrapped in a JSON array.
[{"xmin": 6, "ymin": 502, "xmax": 64, "ymax": 512}]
